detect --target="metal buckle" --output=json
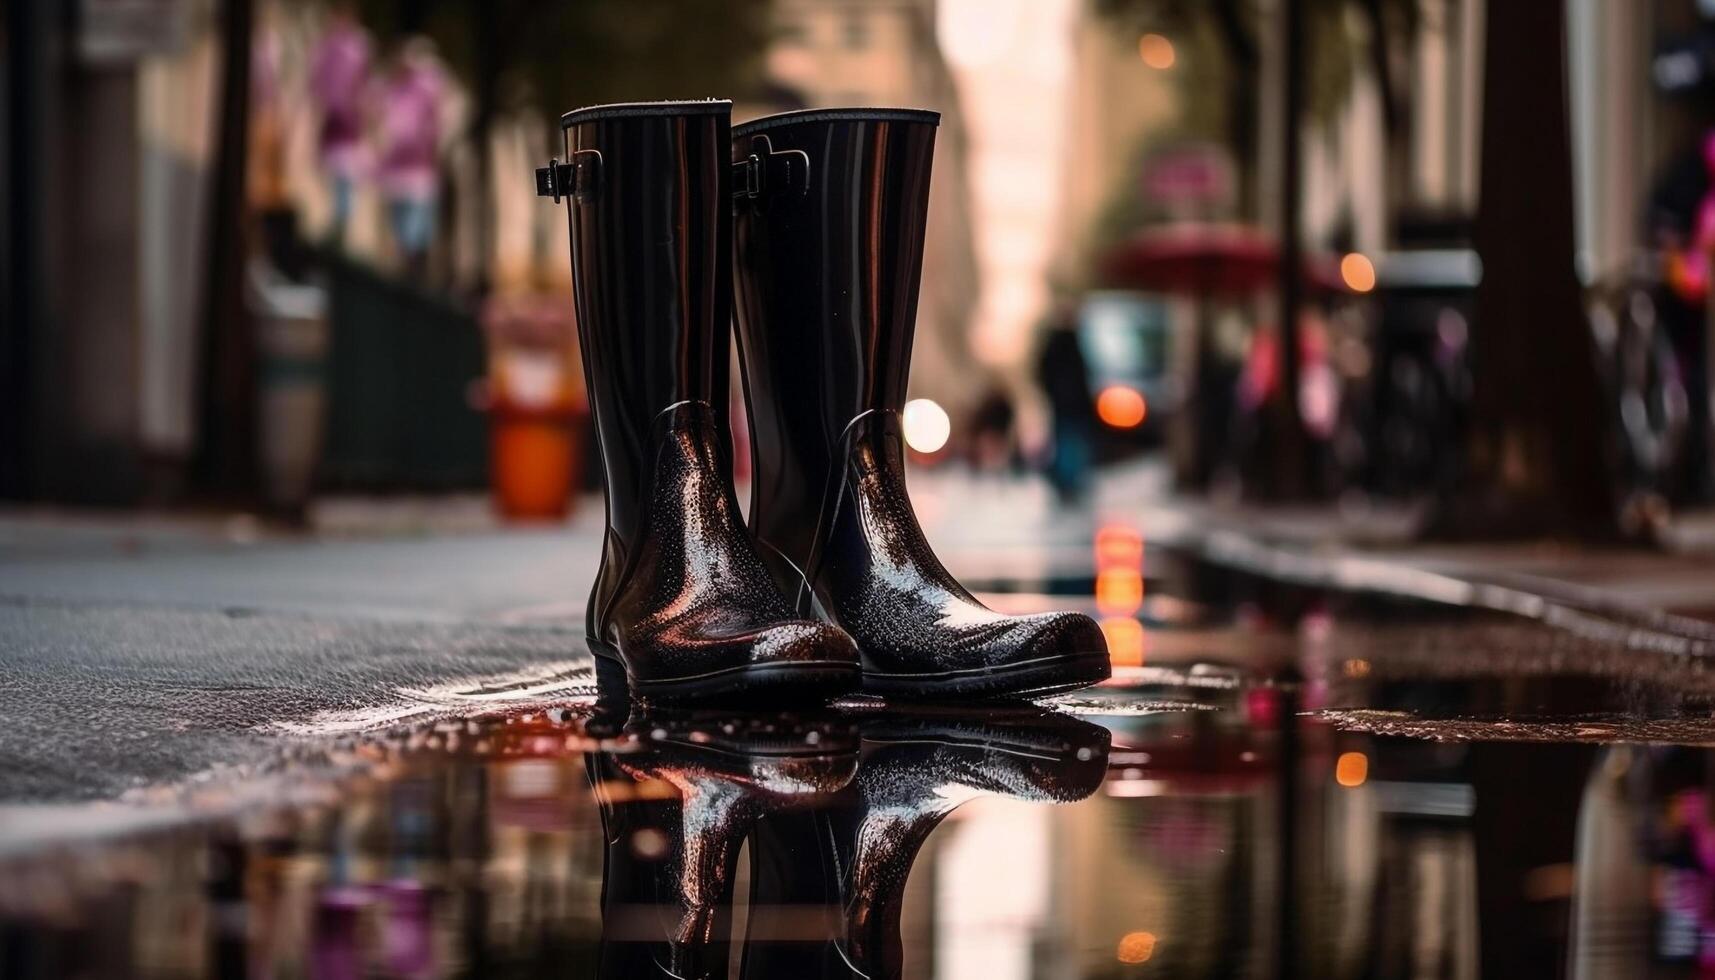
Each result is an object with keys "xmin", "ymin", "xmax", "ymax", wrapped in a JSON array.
[
  {"xmin": 732, "ymin": 135, "xmax": 810, "ymax": 206},
  {"xmin": 535, "ymin": 151, "xmax": 601, "ymax": 203}
]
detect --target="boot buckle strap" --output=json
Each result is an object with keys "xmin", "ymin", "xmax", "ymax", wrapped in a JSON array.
[
  {"xmin": 732, "ymin": 135, "xmax": 810, "ymax": 204},
  {"xmin": 535, "ymin": 151, "xmax": 601, "ymax": 203}
]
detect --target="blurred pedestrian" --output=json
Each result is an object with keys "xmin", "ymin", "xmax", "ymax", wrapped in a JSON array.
[
  {"xmin": 375, "ymin": 37, "xmax": 448, "ymax": 281},
  {"xmin": 1036, "ymin": 302, "xmax": 1096, "ymax": 504},
  {"xmin": 309, "ymin": 4, "xmax": 371, "ymax": 245},
  {"xmin": 968, "ymin": 385, "xmax": 1019, "ymax": 473}
]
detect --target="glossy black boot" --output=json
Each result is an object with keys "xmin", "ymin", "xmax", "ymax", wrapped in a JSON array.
[
  {"xmin": 588, "ymin": 709, "xmax": 857, "ymax": 979},
  {"xmin": 540, "ymin": 101, "xmax": 860, "ymax": 702},
  {"xmin": 731, "ymin": 108, "xmax": 1111, "ymax": 699},
  {"xmin": 740, "ymin": 705, "xmax": 1112, "ymax": 978}
]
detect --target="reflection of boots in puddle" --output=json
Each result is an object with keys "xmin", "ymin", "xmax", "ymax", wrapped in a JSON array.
[
  {"xmin": 588, "ymin": 710, "xmax": 858, "ymax": 979},
  {"xmin": 742, "ymin": 706, "xmax": 1111, "ymax": 979}
]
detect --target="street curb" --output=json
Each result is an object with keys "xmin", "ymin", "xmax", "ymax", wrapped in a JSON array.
[{"xmin": 1174, "ymin": 521, "xmax": 1715, "ymax": 659}]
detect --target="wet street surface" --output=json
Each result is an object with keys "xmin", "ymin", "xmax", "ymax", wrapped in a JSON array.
[{"xmin": 7, "ymin": 534, "xmax": 1715, "ymax": 979}]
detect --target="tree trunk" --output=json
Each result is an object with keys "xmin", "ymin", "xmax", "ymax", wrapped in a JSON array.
[
  {"xmin": 1428, "ymin": 0, "xmax": 1622, "ymax": 540},
  {"xmin": 195, "ymin": 0, "xmax": 258, "ymax": 499},
  {"xmin": 1, "ymin": 0, "xmax": 50, "ymax": 500},
  {"xmin": 1250, "ymin": 0, "xmax": 1312, "ymax": 501},
  {"xmin": 1359, "ymin": 0, "xmax": 1409, "ymax": 247},
  {"xmin": 1212, "ymin": 0, "xmax": 1260, "ymax": 220}
]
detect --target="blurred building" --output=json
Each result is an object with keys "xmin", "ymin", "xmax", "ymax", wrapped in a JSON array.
[
  {"xmin": 750, "ymin": 0, "xmax": 986, "ymax": 420},
  {"xmin": 1050, "ymin": 7, "xmax": 1180, "ymax": 286},
  {"xmin": 2, "ymin": 0, "xmax": 207, "ymax": 504}
]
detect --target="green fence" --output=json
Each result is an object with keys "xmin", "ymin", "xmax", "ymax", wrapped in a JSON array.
[{"xmin": 319, "ymin": 257, "xmax": 488, "ymax": 491}]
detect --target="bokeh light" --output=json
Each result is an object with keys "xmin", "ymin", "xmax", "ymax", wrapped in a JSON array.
[
  {"xmin": 1117, "ymin": 930, "xmax": 1158, "ymax": 963},
  {"xmin": 1096, "ymin": 385, "xmax": 1148, "ymax": 428},
  {"xmin": 1340, "ymin": 252, "xmax": 1377, "ymax": 293},
  {"xmin": 1335, "ymin": 751, "xmax": 1369, "ymax": 787},
  {"xmin": 1095, "ymin": 524, "xmax": 1144, "ymax": 569},
  {"xmin": 1138, "ymin": 33, "xmax": 1175, "ymax": 70},
  {"xmin": 902, "ymin": 398, "xmax": 951, "ymax": 453}
]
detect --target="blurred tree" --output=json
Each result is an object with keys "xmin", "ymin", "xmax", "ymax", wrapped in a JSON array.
[
  {"xmin": 1429, "ymin": 0, "xmax": 1621, "ymax": 540},
  {"xmin": 1094, "ymin": 0, "xmax": 1416, "ymax": 225},
  {"xmin": 357, "ymin": 0, "xmax": 772, "ymax": 113},
  {"xmin": 1096, "ymin": 0, "xmax": 1263, "ymax": 217},
  {"xmin": 353, "ymin": 0, "xmax": 773, "ymax": 287}
]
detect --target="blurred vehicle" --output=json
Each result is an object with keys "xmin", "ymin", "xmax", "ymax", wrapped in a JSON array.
[
  {"xmin": 1351, "ymin": 240, "xmax": 1692, "ymax": 513},
  {"xmin": 1077, "ymin": 290, "xmax": 1175, "ymax": 450},
  {"xmin": 1588, "ymin": 263, "xmax": 1691, "ymax": 510}
]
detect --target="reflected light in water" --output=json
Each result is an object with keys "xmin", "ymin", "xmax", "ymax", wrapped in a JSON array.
[
  {"xmin": 630, "ymin": 828, "xmax": 669, "ymax": 860},
  {"xmin": 1101, "ymin": 616, "xmax": 1144, "ymax": 667},
  {"xmin": 1096, "ymin": 385, "xmax": 1148, "ymax": 428},
  {"xmin": 592, "ymin": 778, "xmax": 678, "ymax": 803},
  {"xmin": 1336, "ymin": 751, "xmax": 1369, "ymax": 788},
  {"xmin": 1117, "ymin": 930, "xmax": 1159, "ymax": 963}
]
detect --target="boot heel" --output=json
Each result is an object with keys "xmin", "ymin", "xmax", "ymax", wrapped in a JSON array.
[{"xmin": 587, "ymin": 638, "xmax": 629, "ymax": 693}]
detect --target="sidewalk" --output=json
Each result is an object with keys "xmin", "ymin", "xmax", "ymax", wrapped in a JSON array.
[{"xmin": 1162, "ymin": 494, "xmax": 1715, "ymax": 656}]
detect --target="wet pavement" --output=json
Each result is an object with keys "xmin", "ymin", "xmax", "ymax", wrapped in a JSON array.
[{"xmin": 7, "ymin": 526, "xmax": 1715, "ymax": 978}]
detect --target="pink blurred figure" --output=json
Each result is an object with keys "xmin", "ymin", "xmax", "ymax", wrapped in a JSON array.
[
  {"xmin": 309, "ymin": 6, "xmax": 373, "ymax": 241},
  {"xmin": 374, "ymin": 37, "xmax": 448, "ymax": 277}
]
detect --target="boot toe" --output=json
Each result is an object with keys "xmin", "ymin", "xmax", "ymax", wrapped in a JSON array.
[
  {"xmin": 1018, "ymin": 611, "xmax": 1109, "ymax": 661},
  {"xmin": 747, "ymin": 619, "xmax": 862, "ymax": 668},
  {"xmin": 621, "ymin": 618, "xmax": 860, "ymax": 702},
  {"xmin": 858, "ymin": 609, "xmax": 1111, "ymax": 700}
]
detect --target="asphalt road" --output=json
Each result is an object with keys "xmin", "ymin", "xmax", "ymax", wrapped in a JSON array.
[
  {"xmin": 0, "ymin": 517, "xmax": 611, "ymax": 805},
  {"xmin": 0, "ymin": 473, "xmax": 1122, "ymax": 807}
]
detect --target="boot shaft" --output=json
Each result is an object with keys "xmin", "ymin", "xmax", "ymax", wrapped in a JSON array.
[
  {"xmin": 731, "ymin": 108, "xmax": 940, "ymax": 575},
  {"xmin": 539, "ymin": 101, "xmax": 864, "ymax": 700},
  {"xmin": 559, "ymin": 101, "xmax": 735, "ymax": 545}
]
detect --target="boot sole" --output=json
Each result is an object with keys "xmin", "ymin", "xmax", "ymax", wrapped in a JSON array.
[
  {"xmin": 589, "ymin": 639, "xmax": 860, "ymax": 704},
  {"xmin": 860, "ymin": 651, "xmax": 1111, "ymax": 701}
]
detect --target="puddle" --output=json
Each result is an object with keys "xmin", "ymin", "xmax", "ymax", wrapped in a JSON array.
[
  {"xmin": 9, "ymin": 678, "xmax": 1715, "ymax": 979},
  {"xmin": 10, "ymin": 540, "xmax": 1715, "ymax": 977},
  {"xmin": 1316, "ymin": 709, "xmax": 1715, "ymax": 744}
]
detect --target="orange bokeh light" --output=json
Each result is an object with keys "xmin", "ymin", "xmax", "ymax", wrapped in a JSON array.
[
  {"xmin": 1101, "ymin": 617, "xmax": 1144, "ymax": 668},
  {"xmin": 1096, "ymin": 568, "xmax": 1144, "ymax": 616},
  {"xmin": 1094, "ymin": 524, "xmax": 1144, "ymax": 570},
  {"xmin": 1117, "ymin": 930, "xmax": 1158, "ymax": 964},
  {"xmin": 1138, "ymin": 33, "xmax": 1175, "ymax": 69},
  {"xmin": 1340, "ymin": 252, "xmax": 1377, "ymax": 293},
  {"xmin": 1335, "ymin": 751, "xmax": 1369, "ymax": 788},
  {"xmin": 1096, "ymin": 386, "xmax": 1148, "ymax": 429}
]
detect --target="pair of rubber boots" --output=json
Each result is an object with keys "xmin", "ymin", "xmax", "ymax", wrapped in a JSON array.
[{"xmin": 537, "ymin": 99, "xmax": 1110, "ymax": 702}]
